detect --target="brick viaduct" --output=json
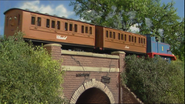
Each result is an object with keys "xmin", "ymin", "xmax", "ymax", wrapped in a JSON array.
[{"xmin": 44, "ymin": 43, "xmax": 143, "ymax": 104}]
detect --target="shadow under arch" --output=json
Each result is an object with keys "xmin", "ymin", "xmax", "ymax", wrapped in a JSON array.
[
  {"xmin": 70, "ymin": 79, "xmax": 115, "ymax": 104},
  {"xmin": 76, "ymin": 87, "xmax": 110, "ymax": 104}
]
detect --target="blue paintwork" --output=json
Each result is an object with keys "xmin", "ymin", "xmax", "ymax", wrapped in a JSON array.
[
  {"xmin": 146, "ymin": 34, "xmax": 171, "ymax": 54},
  {"xmin": 146, "ymin": 34, "xmax": 174, "ymax": 63}
]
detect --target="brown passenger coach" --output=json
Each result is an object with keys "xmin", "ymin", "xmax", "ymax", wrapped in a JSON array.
[
  {"xmin": 4, "ymin": 8, "xmax": 146, "ymax": 54},
  {"xmin": 4, "ymin": 8, "xmax": 95, "ymax": 48},
  {"xmin": 95, "ymin": 26, "xmax": 146, "ymax": 54}
]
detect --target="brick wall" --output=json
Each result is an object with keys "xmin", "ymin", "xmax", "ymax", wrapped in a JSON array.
[
  {"xmin": 61, "ymin": 50, "xmax": 120, "ymax": 103},
  {"xmin": 62, "ymin": 71, "xmax": 119, "ymax": 103},
  {"xmin": 44, "ymin": 43, "xmax": 143, "ymax": 104},
  {"xmin": 62, "ymin": 55, "xmax": 119, "ymax": 68}
]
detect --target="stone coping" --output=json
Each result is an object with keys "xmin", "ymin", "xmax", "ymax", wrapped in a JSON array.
[
  {"xmin": 44, "ymin": 43, "xmax": 62, "ymax": 47},
  {"xmin": 62, "ymin": 65, "xmax": 119, "ymax": 72},
  {"xmin": 111, "ymin": 51, "xmax": 126, "ymax": 55},
  {"xmin": 61, "ymin": 50, "xmax": 119, "ymax": 59}
]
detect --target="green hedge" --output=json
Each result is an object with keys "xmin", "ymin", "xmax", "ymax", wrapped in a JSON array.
[
  {"xmin": 122, "ymin": 55, "xmax": 184, "ymax": 103},
  {"xmin": 0, "ymin": 32, "xmax": 66, "ymax": 103}
]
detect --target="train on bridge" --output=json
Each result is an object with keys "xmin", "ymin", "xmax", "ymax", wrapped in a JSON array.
[{"xmin": 3, "ymin": 8, "xmax": 176, "ymax": 62}]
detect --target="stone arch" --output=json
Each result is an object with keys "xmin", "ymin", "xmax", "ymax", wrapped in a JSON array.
[{"xmin": 70, "ymin": 79, "xmax": 115, "ymax": 104}]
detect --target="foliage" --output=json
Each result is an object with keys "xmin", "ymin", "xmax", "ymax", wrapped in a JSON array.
[
  {"xmin": 165, "ymin": 18, "xmax": 184, "ymax": 61},
  {"xmin": 0, "ymin": 32, "xmax": 66, "ymax": 103},
  {"xmin": 70, "ymin": 0, "xmax": 184, "ymax": 60},
  {"xmin": 121, "ymin": 55, "xmax": 184, "ymax": 103},
  {"xmin": 70, "ymin": 0, "xmax": 148, "ymax": 31}
]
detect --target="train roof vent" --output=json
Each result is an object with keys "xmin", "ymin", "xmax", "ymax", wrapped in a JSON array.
[
  {"xmin": 61, "ymin": 16, "xmax": 66, "ymax": 18},
  {"xmin": 25, "ymin": 9, "xmax": 29, "ymax": 11}
]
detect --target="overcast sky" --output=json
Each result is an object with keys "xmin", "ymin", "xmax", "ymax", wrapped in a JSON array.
[{"xmin": 0, "ymin": 0, "xmax": 184, "ymax": 35}]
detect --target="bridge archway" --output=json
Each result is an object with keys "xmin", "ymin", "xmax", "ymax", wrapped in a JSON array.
[
  {"xmin": 76, "ymin": 87, "xmax": 110, "ymax": 104},
  {"xmin": 70, "ymin": 79, "xmax": 115, "ymax": 104}
]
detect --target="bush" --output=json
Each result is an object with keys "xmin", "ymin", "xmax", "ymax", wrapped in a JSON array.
[
  {"xmin": 0, "ymin": 32, "xmax": 66, "ymax": 103},
  {"xmin": 122, "ymin": 55, "xmax": 184, "ymax": 103}
]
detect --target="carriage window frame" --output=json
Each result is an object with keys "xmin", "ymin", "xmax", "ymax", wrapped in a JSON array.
[
  {"xmin": 90, "ymin": 27, "xmax": 92, "ymax": 34},
  {"xmin": 65, "ymin": 22, "xmax": 68, "ymax": 31},
  {"xmin": 106, "ymin": 31, "xmax": 108, "ymax": 38},
  {"xmin": 81, "ymin": 25, "xmax": 84, "ymax": 33},
  {"xmin": 46, "ymin": 19, "xmax": 50, "ymax": 28},
  {"xmin": 85, "ymin": 26, "xmax": 88, "ymax": 33},
  {"xmin": 125, "ymin": 34, "xmax": 127, "ymax": 41},
  {"xmin": 69, "ymin": 23, "xmax": 73, "ymax": 31},
  {"xmin": 51, "ymin": 20, "xmax": 55, "ymax": 28},
  {"xmin": 110, "ymin": 31, "xmax": 112, "ymax": 38},
  {"xmin": 57, "ymin": 21, "xmax": 60, "ymax": 30},
  {"xmin": 31, "ymin": 16, "xmax": 36, "ymax": 25},
  {"xmin": 37, "ymin": 17, "xmax": 41, "ymax": 26},
  {"xmin": 6, "ymin": 16, "xmax": 9, "ymax": 26},
  {"xmin": 74, "ymin": 24, "xmax": 78, "ymax": 32},
  {"xmin": 113, "ymin": 32, "xmax": 115, "ymax": 39},
  {"xmin": 129, "ymin": 35, "xmax": 131, "ymax": 42},
  {"xmin": 118, "ymin": 33, "xmax": 120, "ymax": 40},
  {"xmin": 121, "ymin": 34, "xmax": 123, "ymax": 40},
  {"xmin": 135, "ymin": 36, "xmax": 137, "ymax": 43},
  {"xmin": 18, "ymin": 14, "xmax": 20, "ymax": 25}
]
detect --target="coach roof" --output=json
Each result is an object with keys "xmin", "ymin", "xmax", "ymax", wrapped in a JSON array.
[{"xmin": 4, "ymin": 8, "xmax": 94, "ymax": 25}]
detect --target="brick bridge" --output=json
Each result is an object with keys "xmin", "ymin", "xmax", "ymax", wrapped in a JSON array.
[{"xmin": 44, "ymin": 43, "xmax": 143, "ymax": 104}]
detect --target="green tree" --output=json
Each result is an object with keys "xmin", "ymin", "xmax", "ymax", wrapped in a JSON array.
[
  {"xmin": 70, "ymin": 0, "xmax": 184, "ymax": 60},
  {"xmin": 122, "ymin": 55, "xmax": 184, "ymax": 103},
  {"xmin": 70, "ymin": 0, "xmax": 148, "ymax": 30},
  {"xmin": 0, "ymin": 32, "xmax": 66, "ymax": 103}
]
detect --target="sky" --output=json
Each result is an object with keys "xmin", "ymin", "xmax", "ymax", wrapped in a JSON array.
[{"xmin": 0, "ymin": 0, "xmax": 184, "ymax": 36}]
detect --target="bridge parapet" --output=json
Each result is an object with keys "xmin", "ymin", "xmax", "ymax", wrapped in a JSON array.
[{"xmin": 61, "ymin": 50, "xmax": 122, "ymax": 72}]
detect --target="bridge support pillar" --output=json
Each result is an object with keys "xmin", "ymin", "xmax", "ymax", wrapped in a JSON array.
[
  {"xmin": 111, "ymin": 51, "xmax": 126, "ymax": 103},
  {"xmin": 111, "ymin": 51, "xmax": 126, "ymax": 72},
  {"xmin": 43, "ymin": 43, "xmax": 62, "ymax": 60}
]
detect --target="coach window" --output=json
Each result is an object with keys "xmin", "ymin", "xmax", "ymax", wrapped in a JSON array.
[
  {"xmin": 46, "ymin": 19, "xmax": 50, "ymax": 28},
  {"xmin": 74, "ymin": 24, "xmax": 77, "ymax": 32},
  {"xmin": 52, "ymin": 20, "xmax": 55, "ymax": 28},
  {"xmin": 65, "ymin": 22, "xmax": 68, "ymax": 31},
  {"xmin": 113, "ymin": 32, "xmax": 115, "ymax": 39},
  {"xmin": 135, "ymin": 37, "xmax": 137, "ymax": 43},
  {"xmin": 57, "ymin": 21, "xmax": 60, "ymax": 30},
  {"xmin": 110, "ymin": 32, "xmax": 112, "ymax": 38},
  {"xmin": 132, "ymin": 36, "xmax": 133, "ymax": 42},
  {"xmin": 81, "ymin": 25, "xmax": 84, "ymax": 33},
  {"xmin": 144, "ymin": 38, "xmax": 145, "ymax": 44},
  {"xmin": 6, "ymin": 17, "xmax": 8, "ymax": 26},
  {"xmin": 106, "ymin": 31, "xmax": 108, "ymax": 38},
  {"xmin": 37, "ymin": 17, "xmax": 41, "ymax": 26},
  {"xmin": 129, "ymin": 35, "xmax": 131, "ymax": 42},
  {"xmin": 141, "ymin": 38, "xmax": 143, "ymax": 43},
  {"xmin": 118, "ymin": 33, "xmax": 120, "ymax": 40},
  {"xmin": 125, "ymin": 34, "xmax": 127, "ymax": 41},
  {"xmin": 85, "ymin": 26, "xmax": 88, "ymax": 33},
  {"xmin": 18, "ymin": 14, "xmax": 20, "ymax": 25},
  {"xmin": 121, "ymin": 34, "xmax": 123, "ymax": 40},
  {"xmin": 90, "ymin": 27, "xmax": 92, "ymax": 34},
  {"xmin": 69, "ymin": 23, "xmax": 73, "ymax": 31},
  {"xmin": 139, "ymin": 37, "xmax": 140, "ymax": 43},
  {"xmin": 31, "ymin": 16, "xmax": 35, "ymax": 25}
]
